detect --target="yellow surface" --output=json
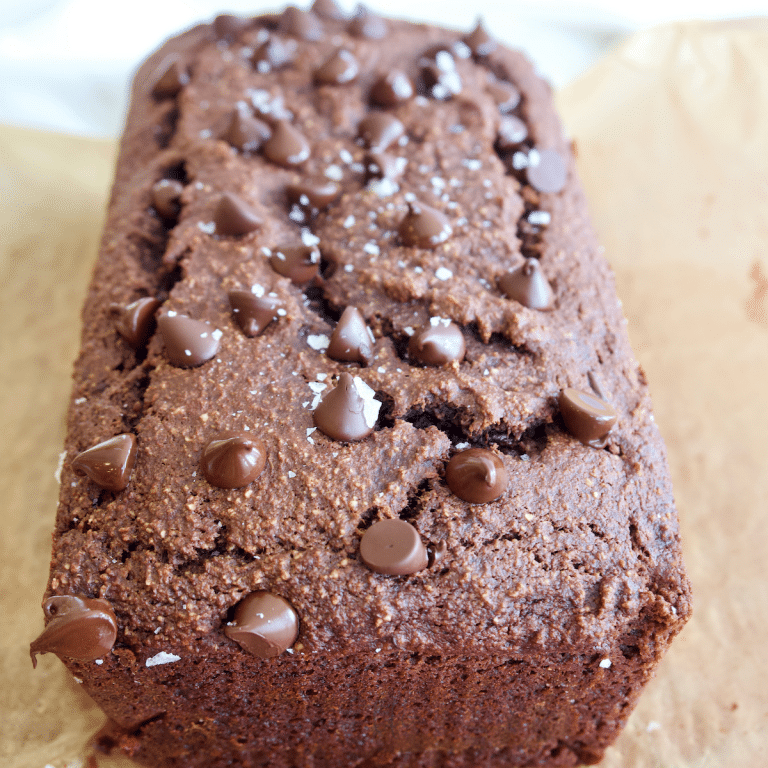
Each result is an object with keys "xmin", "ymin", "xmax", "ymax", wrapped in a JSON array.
[{"xmin": 2, "ymin": 18, "xmax": 767, "ymax": 768}]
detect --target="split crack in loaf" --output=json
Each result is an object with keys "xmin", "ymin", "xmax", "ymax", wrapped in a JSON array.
[{"xmin": 32, "ymin": 3, "xmax": 691, "ymax": 767}]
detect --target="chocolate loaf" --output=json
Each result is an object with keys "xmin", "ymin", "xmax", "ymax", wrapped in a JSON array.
[{"xmin": 32, "ymin": 4, "xmax": 691, "ymax": 766}]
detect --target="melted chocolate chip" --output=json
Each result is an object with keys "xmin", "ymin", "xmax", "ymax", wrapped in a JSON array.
[
  {"xmin": 360, "ymin": 519, "xmax": 428, "ymax": 575},
  {"xmin": 212, "ymin": 13, "xmax": 249, "ymax": 41},
  {"xmin": 463, "ymin": 20, "xmax": 497, "ymax": 57},
  {"xmin": 408, "ymin": 319, "xmax": 465, "ymax": 366},
  {"xmin": 559, "ymin": 388, "xmax": 617, "ymax": 447},
  {"xmin": 445, "ymin": 448, "xmax": 508, "ymax": 504},
  {"xmin": 348, "ymin": 5, "xmax": 387, "ymax": 39},
  {"xmin": 315, "ymin": 49, "xmax": 359, "ymax": 85},
  {"xmin": 279, "ymin": 6, "xmax": 324, "ymax": 41},
  {"xmin": 398, "ymin": 201, "xmax": 452, "ymax": 248},
  {"xmin": 151, "ymin": 179, "xmax": 184, "ymax": 220},
  {"xmin": 526, "ymin": 148, "xmax": 567, "ymax": 194},
  {"xmin": 30, "ymin": 596, "xmax": 118, "ymax": 668},
  {"xmin": 313, "ymin": 372, "xmax": 380, "ymax": 441},
  {"xmin": 496, "ymin": 115, "xmax": 528, "ymax": 150},
  {"xmin": 311, "ymin": 0, "xmax": 346, "ymax": 19},
  {"xmin": 213, "ymin": 193, "xmax": 261, "ymax": 236},
  {"xmin": 223, "ymin": 104, "xmax": 271, "ymax": 153},
  {"xmin": 228, "ymin": 290, "xmax": 281, "ymax": 337},
  {"xmin": 251, "ymin": 36, "xmax": 297, "ymax": 71},
  {"xmin": 157, "ymin": 313, "xmax": 221, "ymax": 367},
  {"xmin": 150, "ymin": 55, "xmax": 189, "ymax": 99},
  {"xmin": 286, "ymin": 180, "xmax": 340, "ymax": 213},
  {"xmin": 365, "ymin": 151, "xmax": 405, "ymax": 182},
  {"xmin": 498, "ymin": 258, "xmax": 554, "ymax": 310},
  {"xmin": 370, "ymin": 70, "xmax": 414, "ymax": 108},
  {"xmin": 327, "ymin": 307, "xmax": 375, "ymax": 365},
  {"xmin": 201, "ymin": 431, "xmax": 267, "ymax": 488},
  {"xmin": 420, "ymin": 48, "xmax": 462, "ymax": 100},
  {"xmin": 71, "ymin": 434, "xmax": 137, "ymax": 492},
  {"xmin": 269, "ymin": 244, "xmax": 320, "ymax": 284},
  {"xmin": 225, "ymin": 592, "xmax": 299, "ymax": 658},
  {"xmin": 358, "ymin": 113, "xmax": 405, "ymax": 152},
  {"xmin": 262, "ymin": 120, "xmax": 311, "ymax": 167},
  {"xmin": 486, "ymin": 80, "xmax": 521, "ymax": 113},
  {"xmin": 113, "ymin": 297, "xmax": 161, "ymax": 350}
]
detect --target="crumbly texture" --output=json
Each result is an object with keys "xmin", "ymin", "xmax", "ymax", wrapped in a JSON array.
[{"xmin": 44, "ymin": 7, "xmax": 691, "ymax": 767}]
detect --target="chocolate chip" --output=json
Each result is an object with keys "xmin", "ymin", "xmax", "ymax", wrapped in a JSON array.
[
  {"xmin": 498, "ymin": 258, "xmax": 554, "ymax": 310},
  {"xmin": 251, "ymin": 36, "xmax": 297, "ymax": 71},
  {"xmin": 150, "ymin": 55, "xmax": 189, "ymax": 99},
  {"xmin": 358, "ymin": 113, "xmax": 405, "ymax": 152},
  {"xmin": 223, "ymin": 104, "xmax": 271, "ymax": 153},
  {"xmin": 201, "ymin": 431, "xmax": 267, "ymax": 488},
  {"xmin": 419, "ymin": 47, "xmax": 462, "ymax": 100},
  {"xmin": 262, "ymin": 120, "xmax": 311, "ymax": 167},
  {"xmin": 408, "ymin": 318, "xmax": 465, "ymax": 366},
  {"xmin": 228, "ymin": 290, "xmax": 281, "ymax": 337},
  {"xmin": 315, "ymin": 48, "xmax": 359, "ymax": 86},
  {"xmin": 286, "ymin": 180, "xmax": 340, "ymax": 213},
  {"xmin": 71, "ymin": 434, "xmax": 137, "ymax": 492},
  {"xmin": 486, "ymin": 80, "xmax": 521, "ymax": 113},
  {"xmin": 463, "ymin": 20, "xmax": 497, "ymax": 57},
  {"xmin": 360, "ymin": 519, "xmax": 428, "ymax": 575},
  {"xmin": 225, "ymin": 592, "xmax": 299, "ymax": 658},
  {"xmin": 370, "ymin": 70, "xmax": 414, "ymax": 108},
  {"xmin": 151, "ymin": 179, "xmax": 184, "ymax": 220},
  {"xmin": 327, "ymin": 307, "xmax": 375, "ymax": 365},
  {"xmin": 278, "ymin": 6, "xmax": 324, "ymax": 41},
  {"xmin": 348, "ymin": 5, "xmax": 387, "ymax": 39},
  {"xmin": 365, "ymin": 151, "xmax": 405, "ymax": 182},
  {"xmin": 526, "ymin": 148, "xmax": 567, "ymax": 194},
  {"xmin": 269, "ymin": 244, "xmax": 320, "ymax": 284},
  {"xmin": 212, "ymin": 193, "xmax": 261, "ymax": 236},
  {"xmin": 313, "ymin": 372, "xmax": 380, "ymax": 441},
  {"xmin": 445, "ymin": 448, "xmax": 508, "ymax": 504},
  {"xmin": 496, "ymin": 115, "xmax": 528, "ymax": 150},
  {"xmin": 558, "ymin": 388, "xmax": 617, "ymax": 447},
  {"xmin": 212, "ymin": 13, "xmax": 249, "ymax": 41},
  {"xmin": 398, "ymin": 201, "xmax": 452, "ymax": 249},
  {"xmin": 157, "ymin": 313, "xmax": 221, "ymax": 367},
  {"xmin": 311, "ymin": 0, "xmax": 346, "ymax": 20},
  {"xmin": 30, "ymin": 596, "xmax": 118, "ymax": 668},
  {"xmin": 113, "ymin": 296, "xmax": 161, "ymax": 349}
]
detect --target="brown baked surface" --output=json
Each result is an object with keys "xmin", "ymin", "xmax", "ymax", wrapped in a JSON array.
[{"xmin": 37, "ymin": 5, "xmax": 691, "ymax": 767}]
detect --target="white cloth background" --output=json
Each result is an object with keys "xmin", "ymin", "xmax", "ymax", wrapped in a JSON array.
[{"xmin": 0, "ymin": 0, "xmax": 765, "ymax": 138}]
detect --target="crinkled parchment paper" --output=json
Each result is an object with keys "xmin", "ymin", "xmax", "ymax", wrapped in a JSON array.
[{"xmin": 2, "ymin": 18, "xmax": 767, "ymax": 768}]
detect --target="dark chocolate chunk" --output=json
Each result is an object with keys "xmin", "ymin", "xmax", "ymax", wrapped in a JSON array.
[
  {"xmin": 213, "ymin": 193, "xmax": 261, "ymax": 236},
  {"xmin": 358, "ymin": 113, "xmax": 405, "ymax": 152},
  {"xmin": 114, "ymin": 296, "xmax": 161, "ymax": 350},
  {"xmin": 157, "ymin": 313, "xmax": 221, "ymax": 367},
  {"xmin": 251, "ymin": 36, "xmax": 297, "ymax": 71},
  {"xmin": 228, "ymin": 290, "xmax": 281, "ymax": 337},
  {"xmin": 30, "ymin": 596, "xmax": 118, "ymax": 668},
  {"xmin": 269, "ymin": 244, "xmax": 321, "ymax": 284},
  {"xmin": 225, "ymin": 592, "xmax": 299, "ymax": 658},
  {"xmin": 445, "ymin": 448, "xmax": 508, "ymax": 504},
  {"xmin": 348, "ymin": 5, "xmax": 387, "ymax": 39},
  {"xmin": 486, "ymin": 80, "xmax": 521, "ymax": 113},
  {"xmin": 71, "ymin": 434, "xmax": 137, "ymax": 492},
  {"xmin": 365, "ymin": 150, "xmax": 405, "ymax": 182},
  {"xmin": 398, "ymin": 201, "xmax": 452, "ymax": 248},
  {"xmin": 212, "ymin": 14, "xmax": 249, "ymax": 41},
  {"xmin": 408, "ymin": 318, "xmax": 465, "ymax": 366},
  {"xmin": 262, "ymin": 120, "xmax": 311, "ymax": 166},
  {"xmin": 498, "ymin": 258, "xmax": 554, "ymax": 310},
  {"xmin": 360, "ymin": 519, "xmax": 428, "ymax": 575},
  {"xmin": 223, "ymin": 104, "xmax": 271, "ymax": 153},
  {"xmin": 559, "ymin": 388, "xmax": 617, "ymax": 447},
  {"xmin": 151, "ymin": 179, "xmax": 184, "ymax": 220},
  {"xmin": 419, "ymin": 47, "xmax": 462, "ymax": 100},
  {"xmin": 286, "ymin": 180, "xmax": 340, "ymax": 213},
  {"xmin": 278, "ymin": 6, "xmax": 324, "ymax": 41},
  {"xmin": 150, "ymin": 55, "xmax": 189, "ymax": 99},
  {"xmin": 315, "ymin": 49, "xmax": 359, "ymax": 85},
  {"xmin": 496, "ymin": 115, "xmax": 528, "ymax": 150},
  {"xmin": 311, "ymin": 0, "xmax": 346, "ymax": 20},
  {"xmin": 370, "ymin": 70, "xmax": 414, "ymax": 107},
  {"xmin": 313, "ymin": 372, "xmax": 380, "ymax": 441},
  {"xmin": 526, "ymin": 148, "xmax": 567, "ymax": 194},
  {"xmin": 201, "ymin": 431, "xmax": 267, "ymax": 488},
  {"xmin": 327, "ymin": 307, "xmax": 375, "ymax": 365},
  {"xmin": 463, "ymin": 20, "xmax": 497, "ymax": 57}
]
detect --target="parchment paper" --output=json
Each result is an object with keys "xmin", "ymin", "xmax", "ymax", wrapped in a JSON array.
[{"xmin": 3, "ymin": 18, "xmax": 767, "ymax": 768}]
